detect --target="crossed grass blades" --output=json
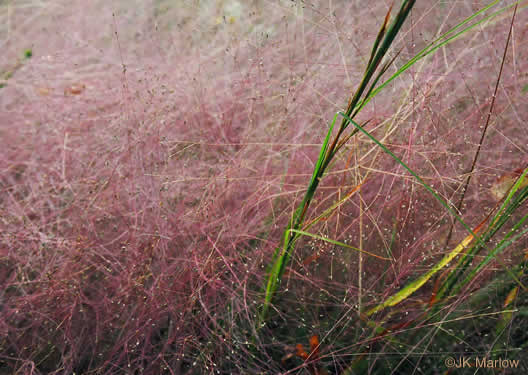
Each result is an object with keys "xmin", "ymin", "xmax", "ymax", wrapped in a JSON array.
[{"xmin": 259, "ymin": 0, "xmax": 525, "ymax": 339}]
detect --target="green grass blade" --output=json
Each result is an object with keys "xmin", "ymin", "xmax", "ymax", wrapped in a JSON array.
[
  {"xmin": 342, "ymin": 0, "xmax": 416, "ymax": 127},
  {"xmin": 365, "ymin": 3, "xmax": 392, "ymax": 71},
  {"xmin": 310, "ymin": 112, "xmax": 338, "ymax": 188},
  {"xmin": 446, "ymin": 186, "xmax": 528, "ymax": 297},
  {"xmin": 437, "ymin": 172, "xmax": 528, "ymax": 299},
  {"xmin": 355, "ymin": 0, "xmax": 522, "ymax": 113},
  {"xmin": 461, "ymin": 218, "xmax": 528, "ymax": 289},
  {"xmin": 260, "ymin": 113, "xmax": 338, "ymax": 324},
  {"xmin": 366, "ymin": 232, "xmax": 476, "ymax": 316}
]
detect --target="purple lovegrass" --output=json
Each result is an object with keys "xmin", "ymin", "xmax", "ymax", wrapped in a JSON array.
[{"xmin": 1, "ymin": 1, "xmax": 527, "ymax": 374}]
